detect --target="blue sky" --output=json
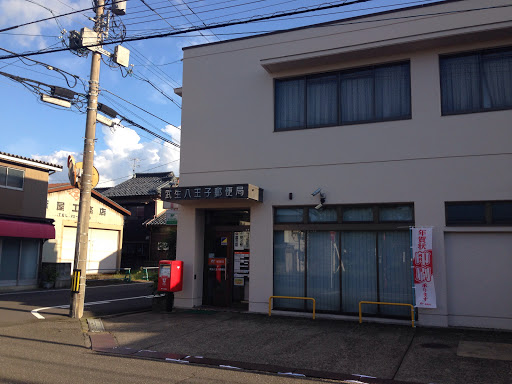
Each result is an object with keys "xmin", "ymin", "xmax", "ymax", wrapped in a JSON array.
[{"xmin": 0, "ymin": 0, "xmax": 442, "ymax": 187}]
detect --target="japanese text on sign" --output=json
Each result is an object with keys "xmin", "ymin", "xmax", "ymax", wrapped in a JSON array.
[
  {"xmin": 412, "ymin": 227, "xmax": 436, "ymax": 308},
  {"xmin": 161, "ymin": 184, "xmax": 263, "ymax": 202}
]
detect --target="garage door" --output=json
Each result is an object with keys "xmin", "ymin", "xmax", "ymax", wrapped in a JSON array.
[
  {"xmin": 445, "ymin": 232, "xmax": 512, "ymax": 330},
  {"xmin": 61, "ymin": 227, "xmax": 119, "ymax": 274}
]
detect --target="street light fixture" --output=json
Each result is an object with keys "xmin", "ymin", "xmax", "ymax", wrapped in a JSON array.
[{"xmin": 40, "ymin": 94, "xmax": 71, "ymax": 108}]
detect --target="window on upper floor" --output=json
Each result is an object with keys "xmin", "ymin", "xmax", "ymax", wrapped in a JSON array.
[
  {"xmin": 0, "ymin": 166, "xmax": 24, "ymax": 190},
  {"xmin": 440, "ymin": 46, "xmax": 512, "ymax": 115},
  {"xmin": 274, "ymin": 61, "xmax": 411, "ymax": 131}
]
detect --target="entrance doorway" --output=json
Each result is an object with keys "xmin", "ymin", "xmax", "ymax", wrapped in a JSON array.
[{"xmin": 203, "ymin": 210, "xmax": 250, "ymax": 309}]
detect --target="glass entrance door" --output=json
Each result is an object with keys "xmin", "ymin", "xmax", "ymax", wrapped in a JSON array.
[
  {"xmin": 203, "ymin": 210, "xmax": 250, "ymax": 308},
  {"xmin": 205, "ymin": 231, "xmax": 232, "ymax": 307}
]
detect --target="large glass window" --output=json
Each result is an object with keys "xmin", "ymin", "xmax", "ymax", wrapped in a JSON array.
[
  {"xmin": 273, "ymin": 230, "xmax": 305, "ymax": 309},
  {"xmin": 273, "ymin": 203, "xmax": 414, "ymax": 318},
  {"xmin": 0, "ymin": 239, "xmax": 20, "ymax": 282},
  {"xmin": 273, "ymin": 229, "xmax": 413, "ymax": 317},
  {"xmin": 440, "ymin": 47, "xmax": 512, "ymax": 115},
  {"xmin": 341, "ymin": 231, "xmax": 378, "ymax": 313},
  {"xmin": 275, "ymin": 79, "xmax": 305, "ymax": 130},
  {"xmin": 275, "ymin": 62, "xmax": 411, "ymax": 131},
  {"xmin": 307, "ymin": 75, "xmax": 338, "ymax": 127},
  {"xmin": 0, "ymin": 239, "xmax": 40, "ymax": 285},
  {"xmin": 307, "ymin": 231, "xmax": 340, "ymax": 311}
]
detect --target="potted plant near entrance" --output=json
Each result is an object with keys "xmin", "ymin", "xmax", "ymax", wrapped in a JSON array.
[{"xmin": 41, "ymin": 264, "xmax": 59, "ymax": 289}]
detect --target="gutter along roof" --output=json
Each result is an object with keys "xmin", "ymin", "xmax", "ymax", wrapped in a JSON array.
[{"xmin": 0, "ymin": 151, "xmax": 62, "ymax": 172}]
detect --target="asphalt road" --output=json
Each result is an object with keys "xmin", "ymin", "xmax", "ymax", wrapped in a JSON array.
[
  {"xmin": 0, "ymin": 282, "xmax": 316, "ymax": 384},
  {"xmin": 0, "ymin": 316, "xmax": 314, "ymax": 384},
  {"xmin": 0, "ymin": 282, "xmax": 154, "ymax": 326}
]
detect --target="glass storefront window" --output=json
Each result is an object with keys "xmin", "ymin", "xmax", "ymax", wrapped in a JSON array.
[
  {"xmin": 20, "ymin": 240, "xmax": 39, "ymax": 280},
  {"xmin": 275, "ymin": 208, "xmax": 304, "ymax": 223},
  {"xmin": 273, "ymin": 230, "xmax": 305, "ymax": 309},
  {"xmin": 379, "ymin": 206, "xmax": 413, "ymax": 222},
  {"xmin": 0, "ymin": 239, "xmax": 20, "ymax": 281},
  {"xmin": 273, "ymin": 229, "xmax": 412, "ymax": 317},
  {"xmin": 343, "ymin": 207, "xmax": 373, "ymax": 222},
  {"xmin": 307, "ymin": 231, "xmax": 340, "ymax": 311},
  {"xmin": 309, "ymin": 208, "xmax": 337, "ymax": 223}
]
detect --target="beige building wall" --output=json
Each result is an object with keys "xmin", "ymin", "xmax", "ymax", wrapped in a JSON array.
[
  {"xmin": 43, "ymin": 189, "xmax": 125, "ymax": 272},
  {"xmin": 175, "ymin": 0, "xmax": 512, "ymax": 329},
  {"xmin": 0, "ymin": 160, "xmax": 49, "ymax": 218}
]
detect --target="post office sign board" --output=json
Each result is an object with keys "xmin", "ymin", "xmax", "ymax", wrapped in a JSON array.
[{"xmin": 161, "ymin": 184, "xmax": 263, "ymax": 202}]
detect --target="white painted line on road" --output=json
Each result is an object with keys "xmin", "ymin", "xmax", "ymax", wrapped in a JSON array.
[
  {"xmin": 31, "ymin": 304, "xmax": 69, "ymax": 319},
  {"xmin": 0, "ymin": 282, "xmax": 152, "ymax": 296},
  {"xmin": 31, "ymin": 294, "xmax": 155, "ymax": 319},
  {"xmin": 165, "ymin": 358, "xmax": 190, "ymax": 363}
]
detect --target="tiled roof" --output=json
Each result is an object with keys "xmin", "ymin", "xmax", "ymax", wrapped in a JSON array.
[
  {"xmin": 144, "ymin": 210, "xmax": 168, "ymax": 226},
  {"xmin": 0, "ymin": 151, "xmax": 62, "ymax": 170},
  {"xmin": 101, "ymin": 172, "xmax": 177, "ymax": 198}
]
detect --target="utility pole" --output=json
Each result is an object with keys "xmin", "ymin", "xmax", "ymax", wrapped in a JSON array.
[{"xmin": 70, "ymin": 0, "xmax": 105, "ymax": 319}]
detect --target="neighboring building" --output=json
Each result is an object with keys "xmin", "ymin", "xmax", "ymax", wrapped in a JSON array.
[
  {"xmin": 101, "ymin": 172, "xmax": 178, "ymax": 267},
  {"xmin": 144, "ymin": 204, "xmax": 179, "ymax": 262},
  {"xmin": 169, "ymin": 0, "xmax": 512, "ymax": 330},
  {"xmin": 42, "ymin": 184, "xmax": 130, "ymax": 273},
  {"xmin": 0, "ymin": 152, "xmax": 62, "ymax": 289}
]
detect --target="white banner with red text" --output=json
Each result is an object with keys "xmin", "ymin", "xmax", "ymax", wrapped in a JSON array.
[{"xmin": 412, "ymin": 227, "xmax": 437, "ymax": 308}]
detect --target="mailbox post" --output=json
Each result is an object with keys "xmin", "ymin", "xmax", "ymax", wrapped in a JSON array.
[{"xmin": 154, "ymin": 260, "xmax": 183, "ymax": 312}]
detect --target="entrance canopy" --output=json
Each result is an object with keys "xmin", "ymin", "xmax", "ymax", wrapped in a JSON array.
[
  {"xmin": 0, "ymin": 219, "xmax": 55, "ymax": 239},
  {"xmin": 162, "ymin": 184, "xmax": 263, "ymax": 203}
]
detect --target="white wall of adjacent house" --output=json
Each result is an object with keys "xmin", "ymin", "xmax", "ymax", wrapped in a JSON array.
[
  {"xmin": 43, "ymin": 188, "xmax": 125, "ymax": 274},
  {"xmin": 60, "ymin": 227, "xmax": 120, "ymax": 273},
  {"xmin": 175, "ymin": 0, "xmax": 512, "ymax": 329}
]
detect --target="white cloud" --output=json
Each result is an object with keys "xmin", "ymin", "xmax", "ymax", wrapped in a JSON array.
[
  {"xmin": 0, "ymin": 0, "xmax": 91, "ymax": 48},
  {"xmin": 37, "ymin": 123, "xmax": 180, "ymax": 188},
  {"xmin": 163, "ymin": 124, "xmax": 181, "ymax": 145},
  {"xmin": 103, "ymin": 124, "xmax": 144, "ymax": 156}
]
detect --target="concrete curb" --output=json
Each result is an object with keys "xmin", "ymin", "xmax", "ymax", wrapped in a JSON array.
[{"xmin": 89, "ymin": 332, "xmax": 419, "ymax": 384}]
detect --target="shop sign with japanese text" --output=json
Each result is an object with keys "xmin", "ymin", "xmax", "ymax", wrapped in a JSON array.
[
  {"xmin": 161, "ymin": 184, "xmax": 263, "ymax": 202},
  {"xmin": 412, "ymin": 227, "xmax": 437, "ymax": 308}
]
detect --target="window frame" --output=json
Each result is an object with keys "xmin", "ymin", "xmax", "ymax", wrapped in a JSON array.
[
  {"xmin": 274, "ymin": 60, "xmax": 412, "ymax": 132},
  {"xmin": 445, "ymin": 201, "xmax": 512, "ymax": 226},
  {"xmin": 274, "ymin": 203, "xmax": 414, "ymax": 230},
  {"xmin": 439, "ymin": 45, "xmax": 512, "ymax": 116},
  {"xmin": 0, "ymin": 165, "xmax": 25, "ymax": 191}
]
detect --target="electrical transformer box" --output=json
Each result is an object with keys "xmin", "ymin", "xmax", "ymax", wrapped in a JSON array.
[{"xmin": 114, "ymin": 45, "xmax": 130, "ymax": 67}]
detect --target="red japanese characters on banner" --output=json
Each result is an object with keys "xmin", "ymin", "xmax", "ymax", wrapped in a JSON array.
[{"xmin": 412, "ymin": 228, "xmax": 437, "ymax": 308}]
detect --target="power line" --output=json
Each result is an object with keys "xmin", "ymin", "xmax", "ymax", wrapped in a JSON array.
[
  {"xmin": 93, "ymin": 158, "xmax": 180, "ymax": 187},
  {"xmin": 123, "ymin": 0, "xmax": 300, "ymax": 28},
  {"xmin": 0, "ymin": 69, "xmax": 180, "ymax": 147},
  {"xmin": 0, "ymin": 0, "xmax": 376, "ymax": 59},
  {"xmin": 101, "ymin": 88, "xmax": 179, "ymax": 128},
  {"xmin": 0, "ymin": 4, "xmax": 95, "ymax": 33},
  {"xmin": 0, "ymin": 45, "xmax": 180, "ymax": 131}
]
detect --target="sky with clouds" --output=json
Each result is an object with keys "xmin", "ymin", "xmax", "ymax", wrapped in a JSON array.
[{"xmin": 0, "ymin": 0, "xmax": 442, "ymax": 187}]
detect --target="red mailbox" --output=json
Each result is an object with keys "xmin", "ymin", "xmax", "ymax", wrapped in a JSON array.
[{"xmin": 157, "ymin": 260, "xmax": 183, "ymax": 292}]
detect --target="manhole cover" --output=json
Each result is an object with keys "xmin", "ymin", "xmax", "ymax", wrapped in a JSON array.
[{"xmin": 420, "ymin": 343, "xmax": 451, "ymax": 349}]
